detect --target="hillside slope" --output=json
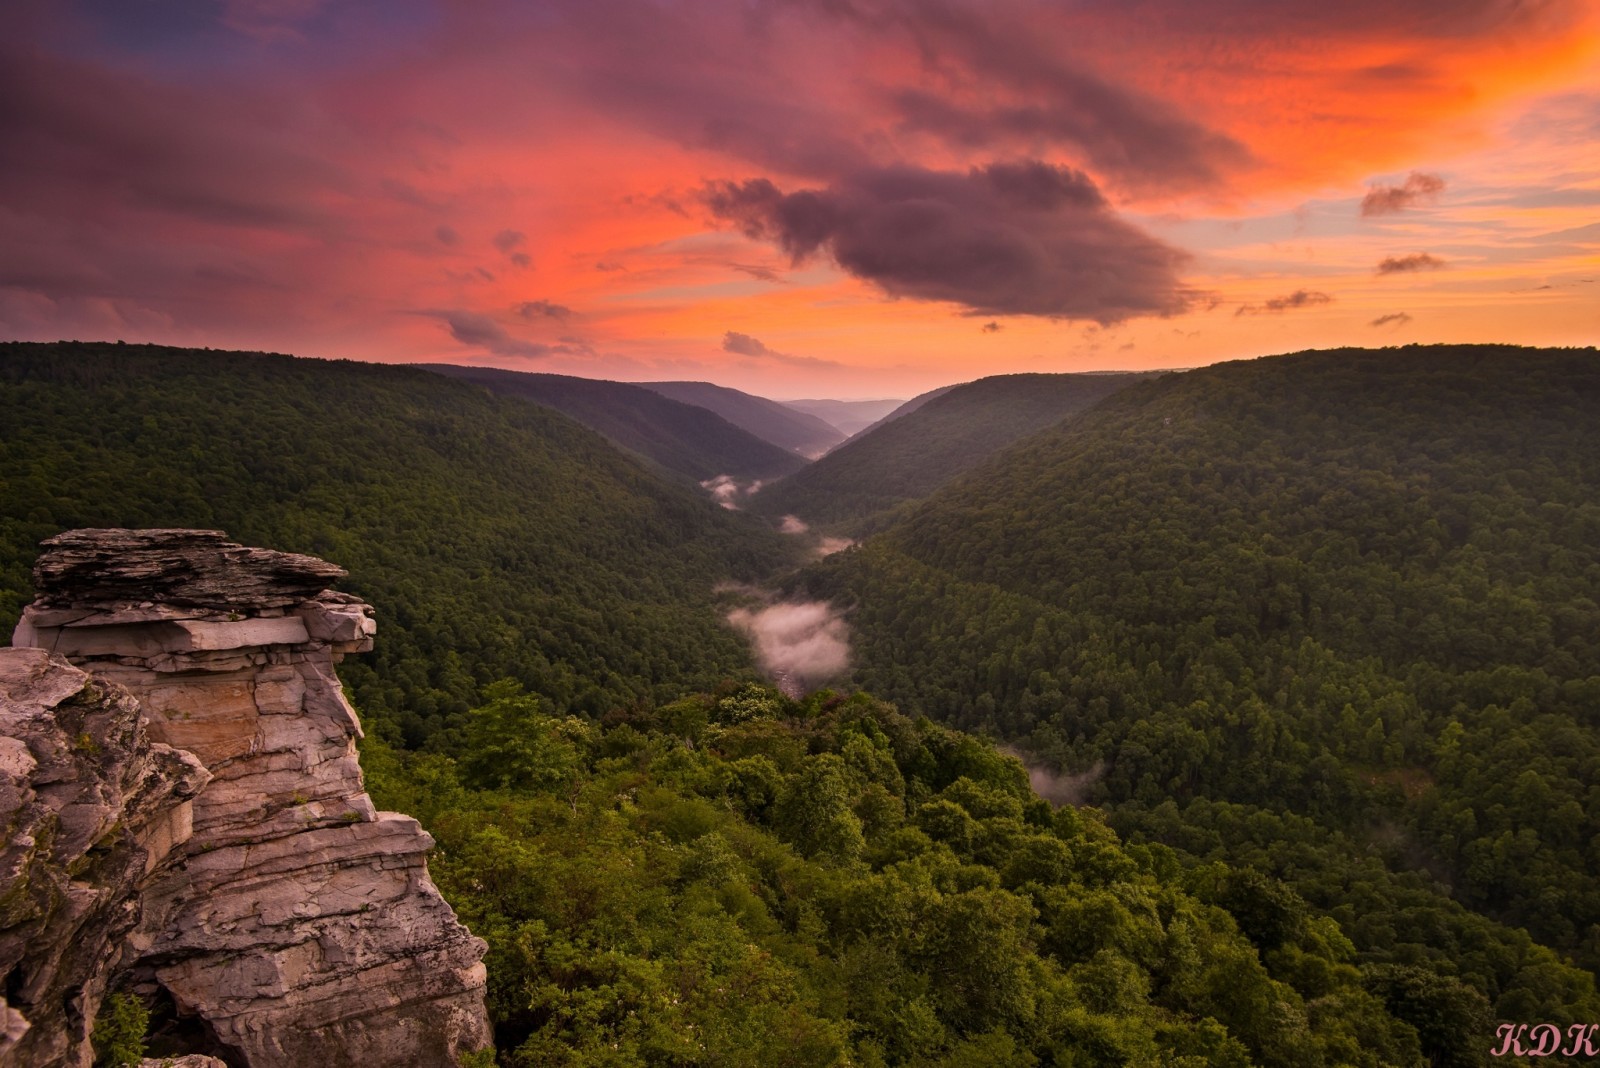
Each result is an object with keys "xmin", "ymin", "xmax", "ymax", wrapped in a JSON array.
[
  {"xmin": 421, "ymin": 365, "xmax": 807, "ymax": 482},
  {"xmin": 754, "ymin": 372, "xmax": 1149, "ymax": 528},
  {"xmin": 812, "ymin": 345, "xmax": 1600, "ymax": 996},
  {"xmin": 0, "ymin": 342, "xmax": 791, "ymax": 746},
  {"xmin": 641, "ymin": 380, "xmax": 845, "ymax": 457},
  {"xmin": 851, "ymin": 382, "xmax": 960, "ymax": 439},
  {"xmin": 780, "ymin": 397, "xmax": 904, "ymax": 437}
]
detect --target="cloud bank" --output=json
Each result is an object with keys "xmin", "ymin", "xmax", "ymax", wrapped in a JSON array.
[{"xmin": 705, "ymin": 161, "xmax": 1191, "ymax": 321}]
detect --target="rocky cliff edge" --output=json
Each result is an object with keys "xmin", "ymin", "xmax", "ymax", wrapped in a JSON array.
[{"xmin": 3, "ymin": 529, "xmax": 491, "ymax": 1067}]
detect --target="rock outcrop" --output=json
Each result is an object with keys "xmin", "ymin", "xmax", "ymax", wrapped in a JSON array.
[
  {"xmin": 0, "ymin": 648, "xmax": 208, "ymax": 1068},
  {"xmin": 7, "ymin": 529, "xmax": 491, "ymax": 1066}
]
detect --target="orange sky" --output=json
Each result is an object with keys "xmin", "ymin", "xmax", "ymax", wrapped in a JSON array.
[{"xmin": 2, "ymin": 0, "xmax": 1596, "ymax": 398}]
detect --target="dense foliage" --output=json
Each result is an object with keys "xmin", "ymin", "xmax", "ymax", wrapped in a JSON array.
[
  {"xmin": 804, "ymin": 346, "xmax": 1600, "ymax": 1052},
  {"xmin": 0, "ymin": 342, "xmax": 791, "ymax": 745},
  {"xmin": 753, "ymin": 374, "xmax": 1148, "ymax": 531},
  {"xmin": 369, "ymin": 681, "xmax": 1460, "ymax": 1068},
  {"xmin": 424, "ymin": 365, "xmax": 807, "ymax": 482}
]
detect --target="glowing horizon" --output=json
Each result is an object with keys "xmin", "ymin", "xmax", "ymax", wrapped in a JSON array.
[{"xmin": 3, "ymin": 0, "xmax": 1597, "ymax": 399}]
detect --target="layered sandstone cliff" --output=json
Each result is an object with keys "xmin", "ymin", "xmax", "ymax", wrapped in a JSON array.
[
  {"xmin": 4, "ymin": 529, "xmax": 490, "ymax": 1066},
  {"xmin": 0, "ymin": 648, "xmax": 208, "ymax": 1067}
]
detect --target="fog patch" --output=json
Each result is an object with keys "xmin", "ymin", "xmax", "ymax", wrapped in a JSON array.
[
  {"xmin": 1002, "ymin": 747, "xmax": 1106, "ymax": 807},
  {"xmin": 816, "ymin": 536, "xmax": 855, "ymax": 557},
  {"xmin": 727, "ymin": 600, "xmax": 850, "ymax": 697},
  {"xmin": 701, "ymin": 474, "xmax": 764, "ymax": 510},
  {"xmin": 774, "ymin": 513, "xmax": 855, "ymax": 558}
]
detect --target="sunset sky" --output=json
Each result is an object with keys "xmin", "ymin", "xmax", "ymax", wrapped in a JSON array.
[{"xmin": 4, "ymin": 0, "xmax": 1597, "ymax": 398}]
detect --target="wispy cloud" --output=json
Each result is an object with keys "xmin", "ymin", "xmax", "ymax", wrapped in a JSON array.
[
  {"xmin": 1235, "ymin": 289, "xmax": 1334, "ymax": 315},
  {"xmin": 425, "ymin": 309, "xmax": 589, "ymax": 360},
  {"xmin": 1376, "ymin": 253, "xmax": 1445, "ymax": 274},
  {"xmin": 516, "ymin": 299, "xmax": 573, "ymax": 320},
  {"xmin": 1361, "ymin": 172, "xmax": 1446, "ymax": 216},
  {"xmin": 721, "ymin": 330, "xmax": 846, "ymax": 370}
]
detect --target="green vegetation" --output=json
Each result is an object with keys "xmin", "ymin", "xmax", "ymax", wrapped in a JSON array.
[
  {"xmin": 753, "ymin": 373, "xmax": 1148, "ymax": 531},
  {"xmin": 803, "ymin": 346, "xmax": 1600, "ymax": 1049},
  {"xmin": 369, "ymin": 680, "xmax": 1456, "ymax": 1067},
  {"xmin": 9, "ymin": 339, "xmax": 1598, "ymax": 1064},
  {"xmin": 0, "ymin": 341, "xmax": 791, "ymax": 745},
  {"xmin": 92, "ymin": 991, "xmax": 148, "ymax": 1068},
  {"xmin": 424, "ymin": 365, "xmax": 808, "ymax": 482}
]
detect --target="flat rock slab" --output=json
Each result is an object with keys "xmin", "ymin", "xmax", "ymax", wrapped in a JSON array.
[{"xmin": 33, "ymin": 529, "xmax": 346, "ymax": 611}]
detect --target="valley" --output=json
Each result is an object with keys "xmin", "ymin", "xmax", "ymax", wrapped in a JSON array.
[{"xmin": 3, "ymin": 340, "xmax": 1599, "ymax": 1067}]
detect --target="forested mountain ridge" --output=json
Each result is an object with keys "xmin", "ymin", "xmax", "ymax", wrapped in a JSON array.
[
  {"xmin": 0, "ymin": 341, "xmax": 793, "ymax": 746},
  {"xmin": 753, "ymin": 372, "xmax": 1151, "ymax": 530},
  {"xmin": 641, "ymin": 380, "xmax": 846, "ymax": 457},
  {"xmin": 803, "ymin": 345, "xmax": 1600, "ymax": 1041},
  {"xmin": 420, "ymin": 364, "xmax": 808, "ymax": 482},
  {"xmin": 851, "ymin": 383, "xmax": 961, "ymax": 441}
]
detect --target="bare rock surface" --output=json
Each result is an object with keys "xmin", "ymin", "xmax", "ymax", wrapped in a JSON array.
[
  {"xmin": 0, "ymin": 648, "xmax": 208, "ymax": 1068},
  {"xmin": 31, "ymin": 529, "xmax": 347, "ymax": 612},
  {"xmin": 8, "ymin": 529, "xmax": 490, "ymax": 1067}
]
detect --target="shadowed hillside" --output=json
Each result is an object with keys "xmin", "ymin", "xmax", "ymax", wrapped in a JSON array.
[
  {"xmin": 806, "ymin": 345, "xmax": 1600, "ymax": 1027},
  {"xmin": 753, "ymin": 372, "xmax": 1150, "ymax": 529},
  {"xmin": 0, "ymin": 341, "xmax": 792, "ymax": 746},
  {"xmin": 641, "ymin": 380, "xmax": 845, "ymax": 457},
  {"xmin": 421, "ymin": 364, "xmax": 808, "ymax": 482}
]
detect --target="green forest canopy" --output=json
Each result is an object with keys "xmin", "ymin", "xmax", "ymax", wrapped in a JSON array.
[
  {"xmin": 751, "ymin": 372, "xmax": 1150, "ymax": 532},
  {"xmin": 802, "ymin": 345, "xmax": 1600, "ymax": 1033},
  {"xmin": 0, "ymin": 341, "xmax": 792, "ymax": 746}
]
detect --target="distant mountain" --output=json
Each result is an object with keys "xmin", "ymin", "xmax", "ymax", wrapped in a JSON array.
[
  {"xmin": 850, "ymin": 383, "xmax": 961, "ymax": 440},
  {"xmin": 640, "ymin": 381, "xmax": 845, "ymax": 457},
  {"xmin": 753, "ymin": 372, "xmax": 1150, "ymax": 529},
  {"xmin": 779, "ymin": 397, "xmax": 905, "ymax": 438},
  {"xmin": 0, "ymin": 342, "xmax": 791, "ymax": 747},
  {"xmin": 420, "ymin": 365, "xmax": 806, "ymax": 482}
]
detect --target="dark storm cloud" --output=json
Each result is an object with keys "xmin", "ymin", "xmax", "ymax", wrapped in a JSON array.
[
  {"xmin": 771, "ymin": 0, "xmax": 1253, "ymax": 193},
  {"xmin": 1361, "ymin": 172, "xmax": 1446, "ymax": 216},
  {"xmin": 0, "ymin": 41, "xmax": 348, "ymax": 233},
  {"xmin": 1376, "ymin": 253, "xmax": 1446, "ymax": 274},
  {"xmin": 1235, "ymin": 290, "xmax": 1334, "ymax": 315},
  {"xmin": 703, "ymin": 161, "xmax": 1191, "ymax": 321},
  {"xmin": 887, "ymin": 85, "xmax": 1249, "ymax": 196}
]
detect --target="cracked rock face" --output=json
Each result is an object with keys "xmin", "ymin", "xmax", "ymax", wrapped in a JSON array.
[
  {"xmin": 0, "ymin": 647, "xmax": 209, "ymax": 1068},
  {"xmin": 9, "ymin": 530, "xmax": 490, "ymax": 1067}
]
